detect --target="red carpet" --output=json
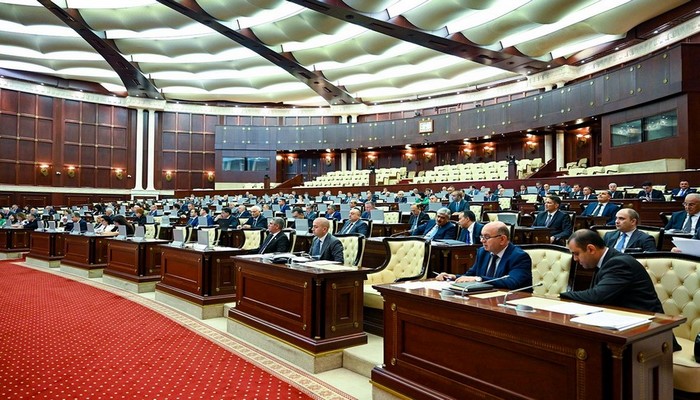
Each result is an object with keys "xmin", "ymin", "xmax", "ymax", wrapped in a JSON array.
[{"xmin": 0, "ymin": 261, "xmax": 354, "ymax": 399}]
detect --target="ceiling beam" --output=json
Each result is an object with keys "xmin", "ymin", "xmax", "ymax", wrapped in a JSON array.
[
  {"xmin": 156, "ymin": 0, "xmax": 361, "ymax": 105},
  {"xmin": 37, "ymin": 0, "xmax": 163, "ymax": 99},
  {"xmin": 288, "ymin": 0, "xmax": 564, "ymax": 75}
]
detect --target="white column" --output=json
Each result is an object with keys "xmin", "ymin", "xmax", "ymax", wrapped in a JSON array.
[
  {"xmin": 133, "ymin": 109, "xmax": 145, "ymax": 190},
  {"xmin": 340, "ymin": 152, "xmax": 347, "ymax": 171},
  {"xmin": 146, "ymin": 109, "xmax": 156, "ymax": 191},
  {"xmin": 544, "ymin": 133, "xmax": 554, "ymax": 163},
  {"xmin": 350, "ymin": 149, "xmax": 357, "ymax": 171},
  {"xmin": 556, "ymin": 130, "xmax": 566, "ymax": 172}
]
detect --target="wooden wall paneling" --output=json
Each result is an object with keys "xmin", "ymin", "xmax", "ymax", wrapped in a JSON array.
[
  {"xmin": 19, "ymin": 92, "xmax": 35, "ymax": 115},
  {"xmin": 80, "ymin": 166, "xmax": 95, "ymax": 187},
  {"xmin": 64, "ymin": 122, "xmax": 80, "ymax": 143},
  {"xmin": 21, "ymin": 194, "xmax": 49, "ymax": 207},
  {"xmin": 0, "ymin": 162, "xmax": 16, "ymax": 184},
  {"xmin": 18, "ymin": 115, "xmax": 34, "ymax": 139},
  {"xmin": 191, "ymin": 133, "xmax": 204, "ymax": 151},
  {"xmin": 64, "ymin": 100, "xmax": 81, "ymax": 121},
  {"xmin": 1, "ymin": 89, "xmax": 18, "ymax": 112},
  {"xmin": 81, "ymin": 102, "xmax": 97, "ymax": 124},
  {"xmin": 66, "ymin": 195, "xmax": 91, "ymax": 207},
  {"xmin": 0, "ymin": 194, "xmax": 11, "ymax": 206},
  {"xmin": 0, "ymin": 114, "xmax": 18, "ymax": 136}
]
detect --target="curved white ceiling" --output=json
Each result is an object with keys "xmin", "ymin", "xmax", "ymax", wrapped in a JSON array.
[{"xmin": 0, "ymin": 0, "xmax": 691, "ymax": 106}]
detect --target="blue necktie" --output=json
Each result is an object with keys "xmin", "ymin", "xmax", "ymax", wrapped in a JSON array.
[
  {"xmin": 311, "ymin": 239, "xmax": 322, "ymax": 257},
  {"xmin": 615, "ymin": 232, "xmax": 627, "ymax": 251},
  {"xmin": 463, "ymin": 229, "xmax": 470, "ymax": 244}
]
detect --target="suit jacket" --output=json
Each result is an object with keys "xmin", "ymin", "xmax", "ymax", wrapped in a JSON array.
[
  {"xmin": 339, "ymin": 220, "xmax": 369, "ymax": 236},
  {"xmin": 258, "ymin": 232, "xmax": 291, "ymax": 254},
  {"xmin": 533, "ymin": 210, "xmax": 572, "ymax": 242},
  {"xmin": 560, "ymin": 249, "xmax": 664, "ymax": 313},
  {"xmin": 457, "ymin": 222, "xmax": 484, "ymax": 245},
  {"xmin": 637, "ymin": 189, "xmax": 665, "ymax": 201},
  {"xmin": 245, "ymin": 216, "xmax": 268, "ymax": 229},
  {"xmin": 64, "ymin": 219, "xmax": 88, "ymax": 233},
  {"xmin": 24, "ymin": 220, "xmax": 39, "ymax": 230},
  {"xmin": 326, "ymin": 211, "xmax": 341, "ymax": 221},
  {"xmin": 665, "ymin": 210, "xmax": 696, "ymax": 231},
  {"xmin": 311, "ymin": 234, "xmax": 344, "ymax": 263},
  {"xmin": 413, "ymin": 220, "xmax": 456, "ymax": 240},
  {"xmin": 408, "ymin": 212, "xmax": 430, "ymax": 234},
  {"xmin": 462, "ymin": 244, "xmax": 532, "ymax": 290},
  {"xmin": 603, "ymin": 229, "xmax": 657, "ymax": 252},
  {"xmin": 396, "ymin": 196, "xmax": 408, "ymax": 203},
  {"xmin": 216, "ymin": 216, "xmax": 239, "ymax": 230},
  {"xmin": 570, "ymin": 190, "xmax": 583, "ymax": 199},
  {"xmin": 580, "ymin": 194, "xmax": 596, "ymax": 201},
  {"xmin": 484, "ymin": 194, "xmax": 499, "ymax": 202},
  {"xmin": 581, "ymin": 202, "xmax": 620, "ymax": 225},
  {"xmin": 448, "ymin": 199, "xmax": 468, "ymax": 213},
  {"xmin": 671, "ymin": 188, "xmax": 696, "ymax": 198},
  {"xmin": 609, "ymin": 190, "xmax": 625, "ymax": 199}
]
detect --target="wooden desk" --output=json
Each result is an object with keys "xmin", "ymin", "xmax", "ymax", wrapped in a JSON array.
[
  {"xmin": 0, "ymin": 228, "xmax": 30, "ymax": 256},
  {"xmin": 573, "ymin": 215, "xmax": 610, "ymax": 230},
  {"xmin": 230, "ymin": 256, "xmax": 368, "ymax": 354},
  {"xmin": 156, "ymin": 245, "xmax": 243, "ymax": 307},
  {"xmin": 62, "ymin": 234, "xmax": 110, "ymax": 274},
  {"xmin": 363, "ymin": 237, "xmax": 479, "ymax": 274},
  {"xmin": 104, "ymin": 238, "xmax": 169, "ymax": 285},
  {"xmin": 371, "ymin": 222, "xmax": 409, "ymax": 237},
  {"xmin": 26, "ymin": 230, "xmax": 65, "ymax": 265},
  {"xmin": 512, "ymin": 226, "xmax": 551, "ymax": 245},
  {"xmin": 372, "ymin": 285, "xmax": 683, "ymax": 400}
]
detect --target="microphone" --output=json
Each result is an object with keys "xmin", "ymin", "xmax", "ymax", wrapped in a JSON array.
[
  {"xmin": 499, "ymin": 282, "xmax": 544, "ymax": 310},
  {"xmin": 458, "ymin": 274, "xmax": 511, "ymax": 297}
]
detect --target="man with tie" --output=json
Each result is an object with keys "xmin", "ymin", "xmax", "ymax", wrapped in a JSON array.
[
  {"xmin": 671, "ymin": 180, "xmax": 696, "ymax": 200},
  {"xmin": 257, "ymin": 217, "xmax": 290, "ymax": 254},
  {"xmin": 338, "ymin": 208, "xmax": 369, "ymax": 236},
  {"xmin": 447, "ymin": 190, "xmax": 469, "ymax": 214},
  {"xmin": 532, "ymin": 195, "xmax": 573, "ymax": 245},
  {"xmin": 214, "ymin": 207, "xmax": 239, "ymax": 230},
  {"xmin": 309, "ymin": 217, "xmax": 344, "ymax": 262},
  {"xmin": 637, "ymin": 181, "xmax": 665, "ymax": 202},
  {"xmin": 604, "ymin": 209, "xmax": 656, "ymax": 252},
  {"xmin": 456, "ymin": 210, "xmax": 483, "ymax": 245},
  {"xmin": 277, "ymin": 198, "xmax": 290, "ymax": 214},
  {"xmin": 436, "ymin": 221, "xmax": 531, "ymax": 290},
  {"xmin": 360, "ymin": 201, "xmax": 375, "ymax": 219},
  {"xmin": 569, "ymin": 184, "xmax": 583, "ymax": 199},
  {"xmin": 665, "ymin": 193, "xmax": 700, "ymax": 232},
  {"xmin": 581, "ymin": 191, "xmax": 620, "ymax": 225},
  {"xmin": 413, "ymin": 208, "xmax": 456, "ymax": 240},
  {"xmin": 407, "ymin": 204, "xmax": 430, "ymax": 235},
  {"xmin": 608, "ymin": 182, "xmax": 624, "ymax": 199},
  {"xmin": 242, "ymin": 205, "xmax": 268, "ymax": 229},
  {"xmin": 580, "ymin": 186, "xmax": 596, "ymax": 200}
]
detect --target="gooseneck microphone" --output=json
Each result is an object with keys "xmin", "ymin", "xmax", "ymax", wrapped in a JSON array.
[
  {"xmin": 499, "ymin": 282, "xmax": 545, "ymax": 310},
  {"xmin": 459, "ymin": 274, "xmax": 511, "ymax": 297}
]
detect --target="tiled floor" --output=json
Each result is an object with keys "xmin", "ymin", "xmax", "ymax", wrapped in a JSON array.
[{"xmin": 91, "ymin": 276, "xmax": 381, "ymax": 400}]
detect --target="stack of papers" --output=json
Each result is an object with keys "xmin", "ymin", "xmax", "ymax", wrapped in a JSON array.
[
  {"xmin": 672, "ymin": 237, "xmax": 700, "ymax": 256},
  {"xmin": 570, "ymin": 312, "xmax": 651, "ymax": 331}
]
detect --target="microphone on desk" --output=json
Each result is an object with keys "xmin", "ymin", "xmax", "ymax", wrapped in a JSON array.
[
  {"xmin": 457, "ymin": 274, "xmax": 511, "ymax": 297},
  {"xmin": 499, "ymin": 282, "xmax": 544, "ymax": 311}
]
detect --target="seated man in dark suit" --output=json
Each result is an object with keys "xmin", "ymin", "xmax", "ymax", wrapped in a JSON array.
[
  {"xmin": 242, "ymin": 205, "xmax": 268, "ymax": 229},
  {"xmin": 360, "ymin": 201, "xmax": 375, "ymax": 219},
  {"xmin": 637, "ymin": 181, "xmax": 665, "ymax": 202},
  {"xmin": 607, "ymin": 182, "xmax": 625, "ymax": 199},
  {"xmin": 258, "ymin": 217, "xmax": 290, "ymax": 254},
  {"xmin": 665, "ymin": 193, "xmax": 700, "ymax": 232},
  {"xmin": 64, "ymin": 212, "xmax": 88, "ymax": 233},
  {"xmin": 214, "ymin": 207, "xmax": 239, "ymax": 230},
  {"xmin": 580, "ymin": 186, "xmax": 596, "ymax": 201},
  {"xmin": 671, "ymin": 180, "xmax": 696, "ymax": 200},
  {"xmin": 309, "ymin": 217, "xmax": 344, "ymax": 263},
  {"xmin": 561, "ymin": 229, "xmax": 681, "ymax": 351},
  {"xmin": 325, "ymin": 204, "xmax": 342, "ymax": 221},
  {"xmin": 413, "ymin": 207, "xmax": 457, "ymax": 240},
  {"xmin": 436, "ymin": 221, "xmax": 532, "ymax": 290},
  {"xmin": 532, "ymin": 195, "xmax": 573, "ymax": 245},
  {"xmin": 23, "ymin": 213, "xmax": 39, "ymax": 230},
  {"xmin": 407, "ymin": 203, "xmax": 430, "ymax": 235},
  {"xmin": 569, "ymin": 184, "xmax": 583, "ymax": 199},
  {"xmin": 604, "ymin": 209, "xmax": 657, "ymax": 252},
  {"xmin": 447, "ymin": 190, "xmax": 469, "ymax": 214},
  {"xmin": 581, "ymin": 191, "xmax": 619, "ymax": 225},
  {"xmin": 337, "ymin": 207, "xmax": 369, "ymax": 236},
  {"xmin": 456, "ymin": 210, "xmax": 483, "ymax": 245}
]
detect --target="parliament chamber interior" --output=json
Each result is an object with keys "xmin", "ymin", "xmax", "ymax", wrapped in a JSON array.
[{"xmin": 1, "ymin": 1, "xmax": 700, "ymax": 399}]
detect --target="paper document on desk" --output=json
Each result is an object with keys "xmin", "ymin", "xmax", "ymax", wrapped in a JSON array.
[
  {"xmin": 672, "ymin": 237, "xmax": 700, "ymax": 256},
  {"xmin": 392, "ymin": 281, "xmax": 451, "ymax": 290},
  {"xmin": 570, "ymin": 312, "xmax": 651, "ymax": 331},
  {"xmin": 303, "ymin": 260, "xmax": 348, "ymax": 269},
  {"xmin": 539, "ymin": 302, "xmax": 604, "ymax": 316}
]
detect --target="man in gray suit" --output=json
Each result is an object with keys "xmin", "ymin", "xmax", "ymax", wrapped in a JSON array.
[
  {"xmin": 310, "ymin": 217, "xmax": 344, "ymax": 263},
  {"xmin": 338, "ymin": 207, "xmax": 369, "ymax": 236},
  {"xmin": 603, "ymin": 208, "xmax": 656, "ymax": 252}
]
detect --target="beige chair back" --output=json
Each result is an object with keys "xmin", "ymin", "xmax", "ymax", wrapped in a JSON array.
[
  {"xmin": 637, "ymin": 225, "xmax": 664, "ymax": 251},
  {"xmin": 335, "ymin": 233, "xmax": 365, "ymax": 267},
  {"xmin": 144, "ymin": 224, "xmax": 157, "ymax": 239},
  {"xmin": 241, "ymin": 228, "xmax": 264, "ymax": 250},
  {"xmin": 521, "ymin": 244, "xmax": 573, "ymax": 296},
  {"xmin": 366, "ymin": 237, "xmax": 431, "ymax": 286},
  {"xmin": 281, "ymin": 229, "xmax": 296, "ymax": 252},
  {"xmin": 199, "ymin": 227, "xmax": 219, "ymax": 246},
  {"xmin": 384, "ymin": 211, "xmax": 400, "ymax": 224}
]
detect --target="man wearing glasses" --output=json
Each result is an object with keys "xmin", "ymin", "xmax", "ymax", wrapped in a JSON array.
[
  {"xmin": 435, "ymin": 221, "xmax": 532, "ymax": 290},
  {"xmin": 413, "ymin": 207, "xmax": 456, "ymax": 240},
  {"xmin": 665, "ymin": 193, "xmax": 700, "ymax": 234}
]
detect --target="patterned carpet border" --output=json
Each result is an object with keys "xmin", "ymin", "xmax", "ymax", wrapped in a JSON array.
[{"xmin": 11, "ymin": 260, "xmax": 357, "ymax": 400}]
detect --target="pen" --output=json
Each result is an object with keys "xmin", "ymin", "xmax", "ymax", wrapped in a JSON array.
[{"xmin": 432, "ymin": 271, "xmax": 452, "ymax": 281}]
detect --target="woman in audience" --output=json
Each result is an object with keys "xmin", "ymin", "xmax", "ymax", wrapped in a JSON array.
[
  {"xmin": 95, "ymin": 215, "xmax": 117, "ymax": 234},
  {"xmin": 132, "ymin": 206, "xmax": 147, "ymax": 226},
  {"xmin": 112, "ymin": 215, "xmax": 134, "ymax": 235}
]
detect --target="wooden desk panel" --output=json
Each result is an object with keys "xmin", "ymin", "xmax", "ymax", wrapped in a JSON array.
[
  {"xmin": 62, "ymin": 234, "xmax": 109, "ymax": 270},
  {"xmin": 156, "ymin": 245, "xmax": 242, "ymax": 306},
  {"xmin": 230, "ymin": 257, "xmax": 368, "ymax": 353},
  {"xmin": 372, "ymin": 285, "xmax": 682, "ymax": 400},
  {"xmin": 0, "ymin": 228, "xmax": 30, "ymax": 251},
  {"xmin": 27, "ymin": 230, "xmax": 65, "ymax": 261},
  {"xmin": 104, "ymin": 239, "xmax": 168, "ymax": 283},
  {"xmin": 363, "ymin": 238, "xmax": 479, "ymax": 274}
]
